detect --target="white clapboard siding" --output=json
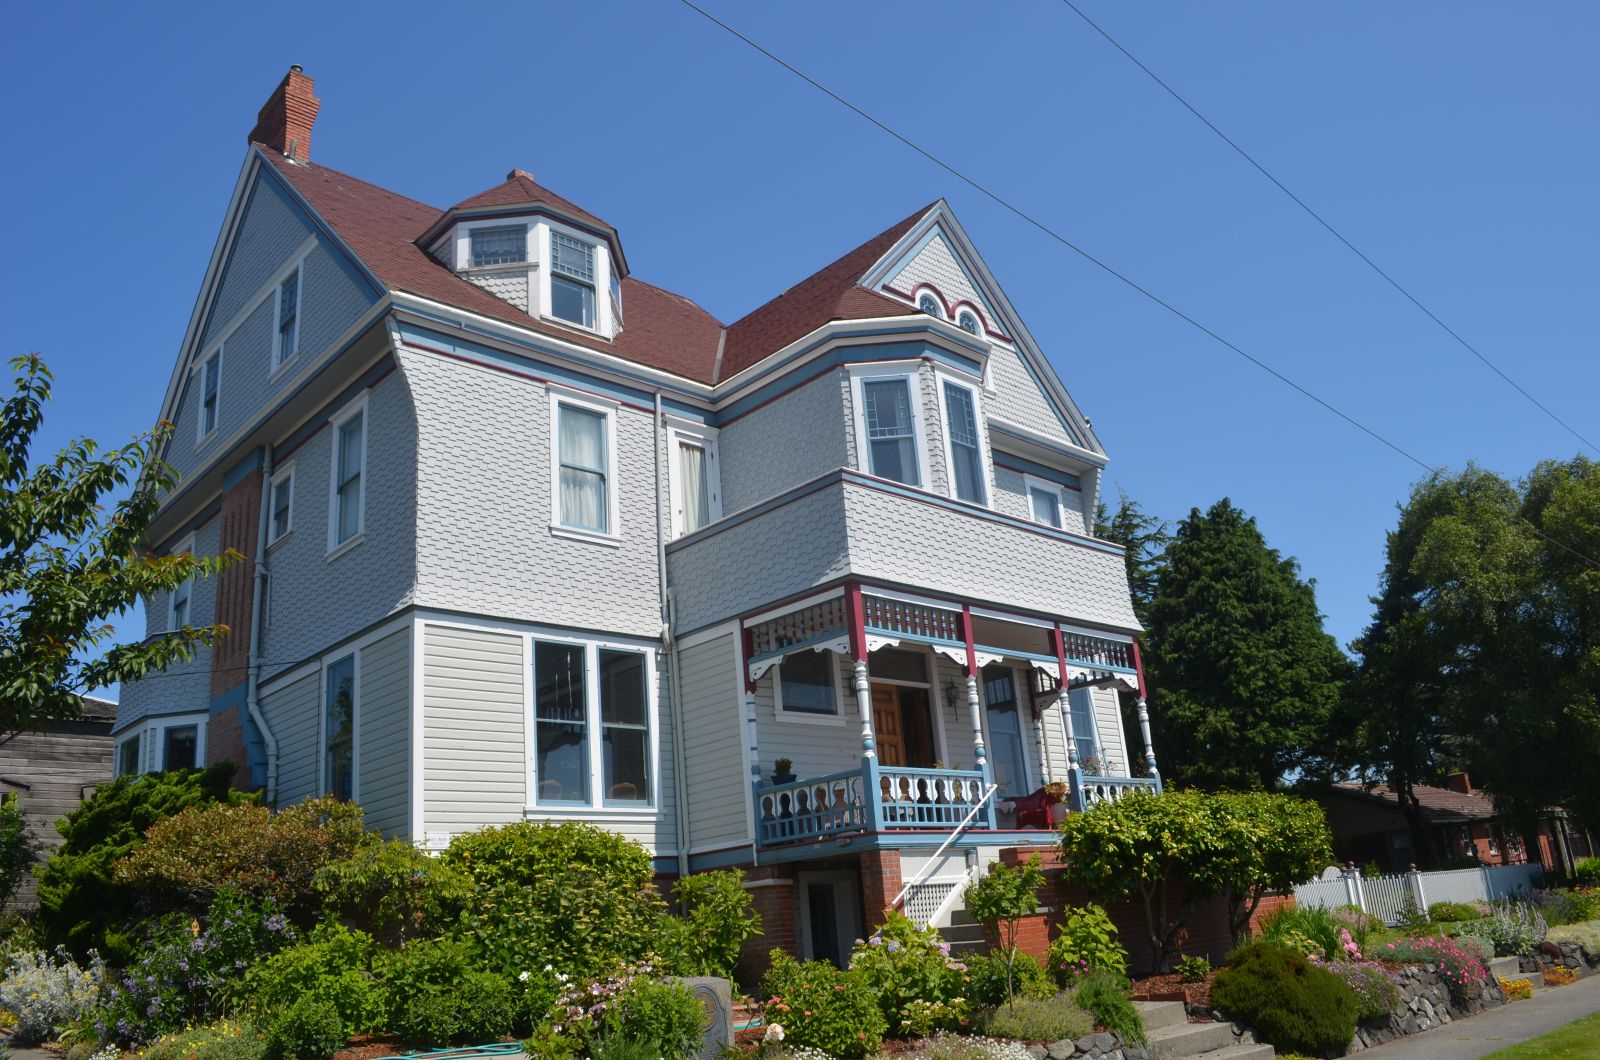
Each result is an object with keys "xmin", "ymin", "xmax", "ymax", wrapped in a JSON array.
[
  {"xmin": 422, "ymin": 624, "xmax": 526, "ymax": 835},
  {"xmin": 679, "ymin": 633, "xmax": 750, "ymax": 852},
  {"xmin": 357, "ymin": 628, "xmax": 410, "ymax": 837},
  {"xmin": 262, "ymin": 671, "xmax": 321, "ymax": 805}
]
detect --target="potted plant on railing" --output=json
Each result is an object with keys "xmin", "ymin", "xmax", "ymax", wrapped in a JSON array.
[
  {"xmin": 771, "ymin": 757, "xmax": 796, "ymax": 785},
  {"xmin": 1044, "ymin": 780, "xmax": 1071, "ymax": 825}
]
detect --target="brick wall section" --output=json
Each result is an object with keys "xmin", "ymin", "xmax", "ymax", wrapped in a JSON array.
[
  {"xmin": 859, "ymin": 849, "xmax": 902, "ymax": 933},
  {"xmin": 206, "ymin": 707, "xmax": 249, "ymax": 790},
  {"xmin": 740, "ymin": 866, "xmax": 797, "ymax": 987},
  {"xmin": 211, "ymin": 469, "xmax": 261, "ymax": 699}
]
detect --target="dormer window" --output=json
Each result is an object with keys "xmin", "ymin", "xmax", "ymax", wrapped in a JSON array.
[
  {"xmin": 918, "ymin": 293, "xmax": 942, "ymax": 317},
  {"xmin": 471, "ymin": 225, "xmax": 527, "ymax": 268},
  {"xmin": 551, "ymin": 232, "xmax": 597, "ymax": 328},
  {"xmin": 958, "ymin": 310, "xmax": 981, "ymax": 335}
]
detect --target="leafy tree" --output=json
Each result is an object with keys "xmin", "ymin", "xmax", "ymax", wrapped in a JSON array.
[
  {"xmin": 1143, "ymin": 499, "xmax": 1350, "ymax": 790},
  {"xmin": 963, "ymin": 854, "xmax": 1047, "ymax": 1003},
  {"xmin": 1211, "ymin": 791, "xmax": 1333, "ymax": 941},
  {"xmin": 1346, "ymin": 459, "xmax": 1600, "ymax": 839},
  {"xmin": 0, "ymin": 354, "xmax": 236, "ymax": 731}
]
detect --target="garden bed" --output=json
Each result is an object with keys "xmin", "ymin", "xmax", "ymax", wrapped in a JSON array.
[{"xmin": 1129, "ymin": 971, "xmax": 1214, "ymax": 1009}]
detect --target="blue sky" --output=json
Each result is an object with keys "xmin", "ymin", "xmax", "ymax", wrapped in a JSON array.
[{"xmin": 3, "ymin": 2, "xmax": 1595, "ymax": 696}]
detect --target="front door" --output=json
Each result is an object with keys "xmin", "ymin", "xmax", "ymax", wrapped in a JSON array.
[
  {"xmin": 873, "ymin": 685, "xmax": 905, "ymax": 765},
  {"xmin": 872, "ymin": 683, "xmax": 937, "ymax": 768}
]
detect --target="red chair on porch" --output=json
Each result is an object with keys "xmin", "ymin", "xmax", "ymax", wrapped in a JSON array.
[{"xmin": 1009, "ymin": 784, "xmax": 1065, "ymax": 830}]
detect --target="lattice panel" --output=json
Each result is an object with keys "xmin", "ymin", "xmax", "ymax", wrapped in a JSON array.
[
  {"xmin": 903, "ymin": 881, "xmax": 958, "ymax": 928},
  {"xmin": 749, "ymin": 597, "xmax": 848, "ymax": 656}
]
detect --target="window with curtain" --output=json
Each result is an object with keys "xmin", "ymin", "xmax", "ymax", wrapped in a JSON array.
[
  {"xmin": 324, "ymin": 656, "xmax": 355, "ymax": 800},
  {"xmin": 778, "ymin": 651, "xmax": 836, "ymax": 715},
  {"xmin": 277, "ymin": 268, "xmax": 299, "ymax": 367},
  {"xmin": 470, "ymin": 225, "xmax": 526, "ymax": 267},
  {"xmin": 862, "ymin": 377, "xmax": 919, "ymax": 486},
  {"xmin": 270, "ymin": 471, "xmax": 293, "ymax": 542},
  {"xmin": 677, "ymin": 440, "xmax": 711, "ymax": 535},
  {"xmin": 1066, "ymin": 688, "xmax": 1101, "ymax": 771},
  {"xmin": 557, "ymin": 404, "xmax": 608, "ymax": 532},
  {"xmin": 943, "ymin": 382, "xmax": 986, "ymax": 504},
  {"xmin": 200, "ymin": 352, "xmax": 221, "ymax": 436},
  {"xmin": 334, "ymin": 411, "xmax": 364, "ymax": 545},
  {"xmin": 164, "ymin": 725, "xmax": 198, "ymax": 771},
  {"xmin": 599, "ymin": 649, "xmax": 649, "ymax": 804},
  {"xmin": 534, "ymin": 641, "xmax": 589, "ymax": 804},
  {"xmin": 1030, "ymin": 486, "xmax": 1062, "ymax": 528},
  {"xmin": 982, "ymin": 664, "xmax": 1030, "ymax": 795},
  {"xmin": 551, "ymin": 232, "xmax": 596, "ymax": 327}
]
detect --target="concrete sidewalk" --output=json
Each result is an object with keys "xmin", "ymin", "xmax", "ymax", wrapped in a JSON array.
[{"xmin": 1360, "ymin": 975, "xmax": 1600, "ymax": 1058}]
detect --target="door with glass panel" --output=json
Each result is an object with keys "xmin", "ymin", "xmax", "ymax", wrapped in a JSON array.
[{"xmin": 981, "ymin": 664, "xmax": 1031, "ymax": 797}]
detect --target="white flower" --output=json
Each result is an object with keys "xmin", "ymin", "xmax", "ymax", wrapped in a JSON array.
[
  {"xmin": 763, "ymin": 1023, "xmax": 785, "ymax": 1042},
  {"xmin": 518, "ymin": 970, "xmax": 531, "ymax": 982}
]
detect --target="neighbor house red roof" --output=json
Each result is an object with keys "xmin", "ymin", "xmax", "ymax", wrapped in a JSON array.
[
  {"xmin": 1329, "ymin": 782, "xmax": 1499, "ymax": 822},
  {"xmin": 257, "ymin": 148, "xmax": 927, "ymax": 386}
]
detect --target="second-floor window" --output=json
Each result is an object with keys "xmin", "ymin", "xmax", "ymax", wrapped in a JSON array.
[
  {"xmin": 1030, "ymin": 485, "xmax": 1062, "ymax": 527},
  {"xmin": 198, "ymin": 350, "xmax": 221, "ymax": 440},
  {"xmin": 554, "ymin": 397, "xmax": 615, "ymax": 536},
  {"xmin": 276, "ymin": 268, "xmax": 300, "ymax": 369},
  {"xmin": 330, "ymin": 401, "xmax": 366, "ymax": 550},
  {"xmin": 941, "ymin": 380, "xmax": 987, "ymax": 505},
  {"xmin": 269, "ymin": 466, "xmax": 294, "ymax": 544},
  {"xmin": 669, "ymin": 427, "xmax": 720, "ymax": 538},
  {"xmin": 861, "ymin": 377, "xmax": 921, "ymax": 486},
  {"xmin": 170, "ymin": 534, "xmax": 195, "ymax": 628},
  {"xmin": 324, "ymin": 655, "xmax": 355, "ymax": 801},
  {"xmin": 550, "ymin": 232, "xmax": 597, "ymax": 328},
  {"xmin": 471, "ymin": 225, "xmax": 527, "ymax": 267}
]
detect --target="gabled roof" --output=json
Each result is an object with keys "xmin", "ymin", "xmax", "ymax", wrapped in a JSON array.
[
  {"xmin": 450, "ymin": 169, "xmax": 611, "ymax": 232},
  {"xmin": 257, "ymin": 149, "xmax": 721, "ymax": 382},
  {"xmin": 1328, "ymin": 781, "xmax": 1499, "ymax": 822},
  {"xmin": 718, "ymin": 204, "xmax": 934, "ymax": 381}
]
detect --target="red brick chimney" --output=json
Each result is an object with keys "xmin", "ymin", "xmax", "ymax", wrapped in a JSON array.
[
  {"xmin": 1444, "ymin": 772, "xmax": 1473, "ymax": 795},
  {"xmin": 248, "ymin": 65, "xmax": 321, "ymax": 161}
]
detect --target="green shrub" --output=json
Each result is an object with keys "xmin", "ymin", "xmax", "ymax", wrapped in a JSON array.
[
  {"xmin": 980, "ymin": 995, "xmax": 1093, "ymax": 1042},
  {"xmin": 1257, "ymin": 905, "xmax": 1342, "ymax": 960},
  {"xmin": 393, "ymin": 971, "xmax": 515, "ymax": 1047},
  {"xmin": 1394, "ymin": 895, "xmax": 1431, "ymax": 933},
  {"xmin": 313, "ymin": 837, "xmax": 473, "ymax": 943},
  {"xmin": 1573, "ymin": 858, "xmax": 1600, "ymax": 887},
  {"xmin": 35, "ymin": 765, "xmax": 241, "ymax": 961},
  {"xmin": 761, "ymin": 951, "xmax": 886, "ymax": 1058},
  {"xmin": 964, "ymin": 951, "xmax": 1054, "ymax": 1007},
  {"xmin": 1046, "ymin": 903, "xmax": 1128, "ymax": 986},
  {"xmin": 1175, "ymin": 954, "xmax": 1211, "ymax": 984},
  {"xmin": 1317, "ymin": 959, "xmax": 1401, "ymax": 1022},
  {"xmin": 1537, "ymin": 888, "xmax": 1600, "ymax": 927},
  {"xmin": 848, "ymin": 911, "xmax": 968, "ymax": 1036},
  {"xmin": 663, "ymin": 869, "xmax": 762, "ymax": 979},
  {"xmin": 1211, "ymin": 943, "xmax": 1359, "ymax": 1055},
  {"xmin": 1546, "ymin": 921, "xmax": 1600, "ymax": 952},
  {"xmin": 138, "ymin": 1019, "xmax": 266, "ymax": 1060},
  {"xmin": 0, "ymin": 798, "xmax": 40, "ymax": 911},
  {"xmin": 1071, "ymin": 968, "xmax": 1144, "ymax": 1044},
  {"xmin": 241, "ymin": 922, "xmax": 386, "ymax": 1036},
  {"xmin": 264, "ymin": 996, "xmax": 345, "ymax": 1060},
  {"xmin": 443, "ymin": 822, "xmax": 666, "ymax": 981},
  {"xmin": 1428, "ymin": 901, "xmax": 1479, "ymax": 923}
]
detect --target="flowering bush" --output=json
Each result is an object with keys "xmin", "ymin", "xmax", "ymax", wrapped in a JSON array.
[
  {"xmin": 848, "ymin": 911, "xmax": 969, "ymax": 1036},
  {"xmin": 1381, "ymin": 936, "xmax": 1488, "ymax": 1000},
  {"xmin": 1045, "ymin": 903, "xmax": 1127, "ymax": 986},
  {"xmin": 1499, "ymin": 976, "xmax": 1533, "ymax": 1001},
  {"xmin": 0, "ymin": 946, "xmax": 106, "ymax": 1044},
  {"xmin": 1456, "ymin": 899, "xmax": 1545, "ymax": 958},
  {"xmin": 1534, "ymin": 887, "xmax": 1600, "ymax": 927},
  {"xmin": 1331, "ymin": 905, "xmax": 1384, "ymax": 952},
  {"xmin": 528, "ymin": 962, "xmax": 702, "ymax": 1059},
  {"xmin": 1544, "ymin": 965, "xmax": 1578, "ymax": 987},
  {"xmin": 1312, "ymin": 958, "xmax": 1402, "ymax": 1022},
  {"xmin": 138, "ymin": 1019, "xmax": 266, "ymax": 1060},
  {"xmin": 760, "ymin": 951, "xmax": 886, "ymax": 1058}
]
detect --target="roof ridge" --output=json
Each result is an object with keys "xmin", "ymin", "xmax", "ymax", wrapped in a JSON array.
[{"xmin": 252, "ymin": 143, "xmax": 444, "ymax": 216}]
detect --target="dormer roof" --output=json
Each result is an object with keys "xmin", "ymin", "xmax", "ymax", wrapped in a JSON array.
[{"xmin": 421, "ymin": 168, "xmax": 626, "ymax": 276}]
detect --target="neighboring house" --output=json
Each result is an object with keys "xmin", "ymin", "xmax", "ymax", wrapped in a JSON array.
[
  {"xmin": 0, "ymin": 696, "xmax": 116, "ymax": 910},
  {"xmin": 1319, "ymin": 773, "xmax": 1595, "ymax": 877},
  {"xmin": 114, "ymin": 67, "xmax": 1160, "ymax": 970}
]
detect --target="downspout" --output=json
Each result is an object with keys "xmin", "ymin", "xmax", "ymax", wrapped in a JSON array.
[
  {"xmin": 656, "ymin": 391, "xmax": 693, "ymax": 882},
  {"xmin": 246, "ymin": 446, "xmax": 280, "ymax": 803}
]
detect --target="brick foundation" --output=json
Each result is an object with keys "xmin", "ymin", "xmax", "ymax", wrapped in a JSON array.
[
  {"xmin": 859, "ymin": 848, "xmax": 902, "ymax": 932},
  {"xmin": 739, "ymin": 865, "xmax": 797, "ymax": 987}
]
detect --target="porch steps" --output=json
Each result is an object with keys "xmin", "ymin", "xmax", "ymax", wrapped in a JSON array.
[
  {"xmin": 942, "ymin": 907, "xmax": 989, "ymax": 954},
  {"xmin": 1137, "ymin": 1002, "xmax": 1273, "ymax": 1059},
  {"xmin": 1489, "ymin": 955, "xmax": 1540, "ymax": 992}
]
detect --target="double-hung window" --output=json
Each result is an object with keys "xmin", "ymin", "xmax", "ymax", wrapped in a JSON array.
[
  {"xmin": 470, "ymin": 225, "xmax": 527, "ymax": 267},
  {"xmin": 669, "ymin": 427, "xmax": 719, "ymax": 538},
  {"xmin": 941, "ymin": 380, "xmax": 987, "ymax": 505},
  {"xmin": 164, "ymin": 725, "xmax": 198, "ymax": 771},
  {"xmin": 269, "ymin": 466, "xmax": 294, "ymax": 544},
  {"xmin": 198, "ymin": 350, "xmax": 221, "ymax": 440},
  {"xmin": 324, "ymin": 654, "xmax": 355, "ymax": 801},
  {"xmin": 860, "ymin": 376, "xmax": 921, "ymax": 486},
  {"xmin": 170, "ymin": 535, "xmax": 195, "ymax": 628},
  {"xmin": 533, "ymin": 639, "xmax": 653, "ymax": 808},
  {"xmin": 550, "ymin": 232, "xmax": 597, "ymax": 328},
  {"xmin": 276, "ymin": 267, "xmax": 300, "ymax": 369},
  {"xmin": 1065, "ymin": 688, "xmax": 1101, "ymax": 770},
  {"xmin": 553, "ymin": 397, "xmax": 615, "ymax": 536},
  {"xmin": 330, "ymin": 400, "xmax": 365, "ymax": 550}
]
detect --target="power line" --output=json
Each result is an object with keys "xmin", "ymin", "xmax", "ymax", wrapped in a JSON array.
[
  {"xmin": 1057, "ymin": 0, "xmax": 1598, "ymax": 457},
  {"xmin": 674, "ymin": 0, "xmax": 1600, "ymax": 572}
]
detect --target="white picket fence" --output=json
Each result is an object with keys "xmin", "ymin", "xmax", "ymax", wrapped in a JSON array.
[{"xmin": 1293, "ymin": 863, "xmax": 1544, "ymax": 925}]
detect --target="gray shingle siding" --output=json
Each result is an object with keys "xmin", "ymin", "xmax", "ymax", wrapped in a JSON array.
[
  {"xmin": 204, "ymin": 178, "xmax": 314, "ymax": 348},
  {"xmin": 987, "ymin": 343, "xmax": 1077, "ymax": 447},
  {"xmin": 719, "ymin": 370, "xmax": 851, "ymax": 514},
  {"xmin": 402, "ymin": 349, "xmax": 662, "ymax": 638},
  {"xmin": 259, "ymin": 369, "xmax": 419, "ymax": 684},
  {"xmin": 356, "ymin": 627, "xmax": 410, "ymax": 836}
]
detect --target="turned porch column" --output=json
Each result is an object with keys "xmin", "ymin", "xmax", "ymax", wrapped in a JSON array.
[
  {"xmin": 961, "ymin": 605, "xmax": 998, "ymax": 828},
  {"xmin": 1055, "ymin": 622, "xmax": 1083, "ymax": 811},
  {"xmin": 847, "ymin": 583, "xmax": 876, "ymax": 760},
  {"xmin": 740, "ymin": 625, "xmax": 761, "ymax": 785},
  {"xmin": 1131, "ymin": 639, "xmax": 1160, "ymax": 789}
]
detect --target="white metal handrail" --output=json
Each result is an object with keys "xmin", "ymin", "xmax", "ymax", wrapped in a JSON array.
[{"xmin": 888, "ymin": 782, "xmax": 1000, "ymax": 912}]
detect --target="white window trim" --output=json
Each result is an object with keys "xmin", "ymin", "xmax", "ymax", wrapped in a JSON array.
[
  {"xmin": 124, "ymin": 712, "xmax": 208, "ymax": 775},
  {"xmin": 548, "ymin": 386, "xmax": 621, "ymax": 545},
  {"xmin": 326, "ymin": 392, "xmax": 369, "ymax": 558},
  {"xmin": 195, "ymin": 347, "xmax": 223, "ymax": 447},
  {"xmin": 1065, "ymin": 686, "xmax": 1106, "ymax": 771},
  {"xmin": 1023, "ymin": 473, "xmax": 1069, "ymax": 528},
  {"xmin": 168, "ymin": 532, "xmax": 196, "ymax": 630},
  {"xmin": 318, "ymin": 651, "xmax": 360, "ymax": 802},
  {"xmin": 667, "ymin": 423, "xmax": 722, "ymax": 539},
  {"xmin": 539, "ymin": 219, "xmax": 617, "ymax": 338},
  {"xmin": 527, "ymin": 635, "xmax": 660, "ymax": 812},
  {"xmin": 270, "ymin": 258, "xmax": 307, "ymax": 377},
  {"xmin": 977, "ymin": 663, "xmax": 1036, "ymax": 797},
  {"xmin": 935, "ymin": 369, "xmax": 994, "ymax": 509},
  {"xmin": 848, "ymin": 362, "xmax": 932, "ymax": 490},
  {"xmin": 772, "ymin": 650, "xmax": 847, "ymax": 726},
  {"xmin": 268, "ymin": 461, "xmax": 296, "ymax": 547}
]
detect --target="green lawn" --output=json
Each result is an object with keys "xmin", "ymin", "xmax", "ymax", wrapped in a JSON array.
[{"xmin": 1482, "ymin": 1011, "xmax": 1600, "ymax": 1059}]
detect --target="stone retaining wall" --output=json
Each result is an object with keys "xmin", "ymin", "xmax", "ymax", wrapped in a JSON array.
[
  {"xmin": 1519, "ymin": 939, "xmax": 1600, "ymax": 979},
  {"xmin": 1345, "ymin": 965, "xmax": 1506, "ymax": 1052}
]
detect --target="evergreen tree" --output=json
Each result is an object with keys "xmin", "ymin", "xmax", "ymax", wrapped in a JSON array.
[
  {"xmin": 1095, "ymin": 490, "xmax": 1170, "ymax": 628},
  {"xmin": 1144, "ymin": 499, "xmax": 1350, "ymax": 790}
]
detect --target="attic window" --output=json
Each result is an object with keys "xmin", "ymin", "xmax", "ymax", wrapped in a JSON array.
[
  {"xmin": 958, "ymin": 311, "xmax": 981, "ymax": 335},
  {"xmin": 918, "ymin": 293, "xmax": 942, "ymax": 317},
  {"xmin": 550, "ymin": 232, "xmax": 597, "ymax": 328},
  {"xmin": 470, "ymin": 225, "xmax": 527, "ymax": 267}
]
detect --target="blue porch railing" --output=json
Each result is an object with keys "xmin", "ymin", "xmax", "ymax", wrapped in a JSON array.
[
  {"xmin": 1070, "ymin": 771, "xmax": 1161, "ymax": 810},
  {"xmin": 754, "ymin": 763, "xmax": 998, "ymax": 847}
]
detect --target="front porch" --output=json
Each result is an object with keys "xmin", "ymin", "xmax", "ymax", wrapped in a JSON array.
[{"xmin": 739, "ymin": 582, "xmax": 1163, "ymax": 855}]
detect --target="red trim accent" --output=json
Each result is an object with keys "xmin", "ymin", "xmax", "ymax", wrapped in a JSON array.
[
  {"xmin": 847, "ymin": 581, "xmax": 867, "ymax": 662},
  {"xmin": 741, "ymin": 624, "xmax": 758, "ymax": 694},
  {"xmin": 962, "ymin": 604, "xmax": 978, "ymax": 677},
  {"xmin": 881, "ymin": 282, "xmax": 1014, "ymax": 342},
  {"xmin": 1131, "ymin": 639, "xmax": 1148, "ymax": 699},
  {"xmin": 1053, "ymin": 622, "xmax": 1069, "ymax": 684},
  {"xmin": 408, "ymin": 341, "xmax": 658, "ymax": 414}
]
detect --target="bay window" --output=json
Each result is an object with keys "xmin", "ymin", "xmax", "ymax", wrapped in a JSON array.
[
  {"xmin": 860, "ymin": 377, "xmax": 921, "ymax": 485},
  {"xmin": 470, "ymin": 225, "xmax": 527, "ymax": 267},
  {"xmin": 164, "ymin": 725, "xmax": 198, "ymax": 771},
  {"xmin": 533, "ymin": 638, "xmax": 654, "ymax": 809},
  {"xmin": 117, "ymin": 734, "xmax": 141, "ymax": 777}
]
